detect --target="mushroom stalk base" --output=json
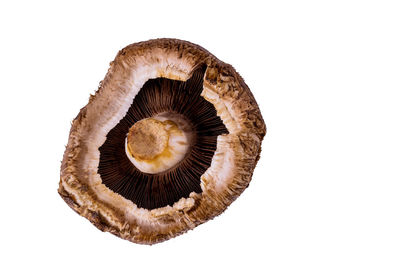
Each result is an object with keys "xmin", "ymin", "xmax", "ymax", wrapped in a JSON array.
[
  {"xmin": 125, "ymin": 113, "xmax": 194, "ymax": 174},
  {"xmin": 127, "ymin": 118, "xmax": 169, "ymax": 161}
]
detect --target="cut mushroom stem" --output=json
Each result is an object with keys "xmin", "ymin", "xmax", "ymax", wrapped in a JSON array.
[
  {"xmin": 127, "ymin": 118, "xmax": 169, "ymax": 160},
  {"xmin": 125, "ymin": 114, "xmax": 194, "ymax": 174}
]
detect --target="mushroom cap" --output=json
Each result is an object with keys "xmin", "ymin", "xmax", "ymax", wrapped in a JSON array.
[{"xmin": 58, "ymin": 38, "xmax": 266, "ymax": 245}]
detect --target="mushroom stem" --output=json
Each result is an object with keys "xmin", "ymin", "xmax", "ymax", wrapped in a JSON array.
[
  {"xmin": 124, "ymin": 113, "xmax": 195, "ymax": 174},
  {"xmin": 127, "ymin": 118, "xmax": 169, "ymax": 160}
]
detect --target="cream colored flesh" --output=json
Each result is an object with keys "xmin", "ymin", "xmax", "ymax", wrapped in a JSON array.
[{"xmin": 125, "ymin": 113, "xmax": 194, "ymax": 174}]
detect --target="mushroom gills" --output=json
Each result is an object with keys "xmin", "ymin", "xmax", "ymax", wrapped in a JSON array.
[{"xmin": 98, "ymin": 66, "xmax": 229, "ymax": 210}]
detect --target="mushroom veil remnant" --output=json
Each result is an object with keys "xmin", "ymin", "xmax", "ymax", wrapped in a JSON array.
[{"xmin": 59, "ymin": 39, "xmax": 266, "ymax": 245}]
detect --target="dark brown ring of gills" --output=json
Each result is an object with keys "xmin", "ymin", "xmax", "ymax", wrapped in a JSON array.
[{"xmin": 98, "ymin": 66, "xmax": 228, "ymax": 210}]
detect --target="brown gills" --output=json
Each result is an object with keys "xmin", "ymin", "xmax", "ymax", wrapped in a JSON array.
[{"xmin": 98, "ymin": 66, "xmax": 229, "ymax": 210}]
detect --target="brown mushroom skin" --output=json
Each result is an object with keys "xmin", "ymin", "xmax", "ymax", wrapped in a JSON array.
[{"xmin": 59, "ymin": 38, "xmax": 266, "ymax": 245}]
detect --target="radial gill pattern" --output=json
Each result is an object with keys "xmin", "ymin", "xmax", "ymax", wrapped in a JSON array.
[{"xmin": 98, "ymin": 66, "xmax": 229, "ymax": 210}]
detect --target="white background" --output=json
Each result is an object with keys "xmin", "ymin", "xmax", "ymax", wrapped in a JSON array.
[{"xmin": 1, "ymin": 0, "xmax": 399, "ymax": 266}]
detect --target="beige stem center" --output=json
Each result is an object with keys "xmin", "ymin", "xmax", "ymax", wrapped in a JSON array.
[{"xmin": 127, "ymin": 118, "xmax": 169, "ymax": 160}]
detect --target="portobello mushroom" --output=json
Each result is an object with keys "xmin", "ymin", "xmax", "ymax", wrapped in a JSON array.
[{"xmin": 59, "ymin": 38, "xmax": 266, "ymax": 245}]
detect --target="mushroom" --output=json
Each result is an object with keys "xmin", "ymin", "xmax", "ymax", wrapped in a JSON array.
[{"xmin": 59, "ymin": 38, "xmax": 266, "ymax": 245}]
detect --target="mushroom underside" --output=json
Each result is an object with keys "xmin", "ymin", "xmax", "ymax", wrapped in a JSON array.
[{"xmin": 59, "ymin": 38, "xmax": 266, "ymax": 245}]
